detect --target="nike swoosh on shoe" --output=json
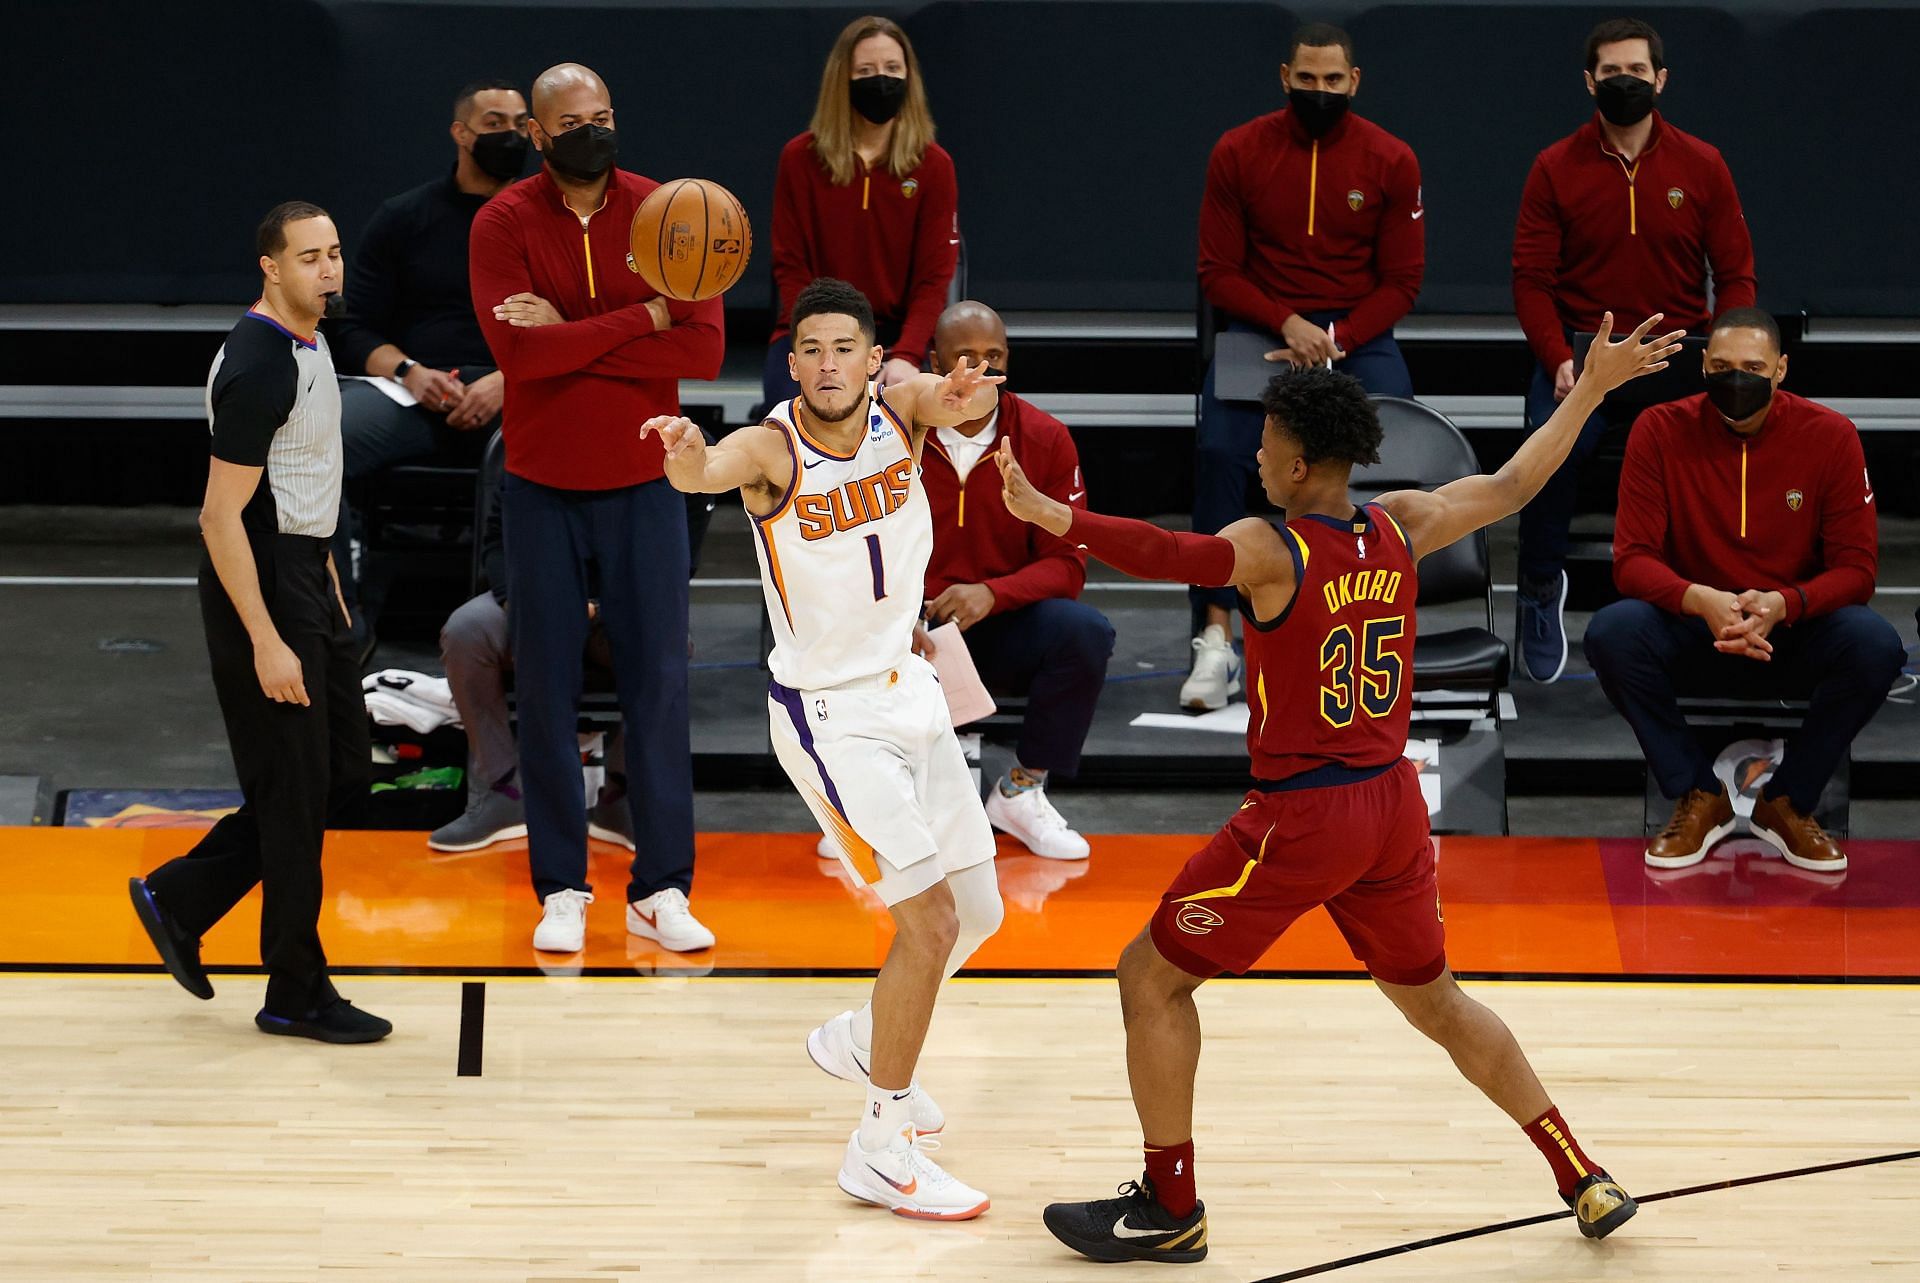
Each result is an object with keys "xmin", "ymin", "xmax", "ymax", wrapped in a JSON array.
[
  {"xmin": 868, "ymin": 1166, "xmax": 917, "ymax": 1195},
  {"xmin": 1112, "ymin": 1214, "xmax": 1170, "ymax": 1240}
]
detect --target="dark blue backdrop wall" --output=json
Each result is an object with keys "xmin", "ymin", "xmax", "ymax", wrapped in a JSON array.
[{"xmin": 5, "ymin": 1, "xmax": 1917, "ymax": 315}]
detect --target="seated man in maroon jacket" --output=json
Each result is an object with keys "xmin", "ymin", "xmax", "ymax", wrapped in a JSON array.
[
  {"xmin": 1583, "ymin": 310, "xmax": 1903, "ymax": 874},
  {"xmin": 920, "ymin": 301, "xmax": 1114, "ymax": 860}
]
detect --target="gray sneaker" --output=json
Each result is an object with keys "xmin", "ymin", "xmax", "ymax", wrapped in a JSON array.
[{"xmin": 428, "ymin": 789, "xmax": 527, "ymax": 852}]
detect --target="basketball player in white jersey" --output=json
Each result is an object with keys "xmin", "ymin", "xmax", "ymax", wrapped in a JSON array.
[{"xmin": 642, "ymin": 278, "xmax": 1006, "ymax": 1220}]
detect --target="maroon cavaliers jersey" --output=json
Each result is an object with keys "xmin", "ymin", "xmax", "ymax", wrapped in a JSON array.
[{"xmin": 1239, "ymin": 503, "xmax": 1417, "ymax": 780}]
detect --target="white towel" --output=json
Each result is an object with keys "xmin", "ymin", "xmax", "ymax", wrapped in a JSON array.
[{"xmin": 362, "ymin": 668, "xmax": 463, "ymax": 733}]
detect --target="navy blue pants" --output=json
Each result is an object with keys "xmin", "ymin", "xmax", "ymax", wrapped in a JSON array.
[
  {"xmin": 1584, "ymin": 599, "xmax": 1905, "ymax": 811},
  {"xmin": 1191, "ymin": 314, "xmax": 1413, "ymax": 618},
  {"xmin": 502, "ymin": 473, "xmax": 694, "ymax": 903},
  {"xmin": 964, "ymin": 598, "xmax": 1115, "ymax": 778},
  {"xmin": 1515, "ymin": 356, "xmax": 1611, "ymax": 586}
]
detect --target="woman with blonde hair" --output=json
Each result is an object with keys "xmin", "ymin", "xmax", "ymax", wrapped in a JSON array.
[{"xmin": 765, "ymin": 15, "xmax": 959, "ymax": 409}]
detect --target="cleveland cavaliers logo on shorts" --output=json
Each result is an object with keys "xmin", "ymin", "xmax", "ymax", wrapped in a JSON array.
[{"xmin": 1175, "ymin": 904, "xmax": 1224, "ymax": 936}]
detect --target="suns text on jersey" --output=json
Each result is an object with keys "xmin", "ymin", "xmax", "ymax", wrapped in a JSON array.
[{"xmin": 795, "ymin": 458, "xmax": 916, "ymax": 541}]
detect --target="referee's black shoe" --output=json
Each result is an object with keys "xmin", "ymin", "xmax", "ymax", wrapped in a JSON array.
[
  {"xmin": 1566, "ymin": 1171, "xmax": 1638, "ymax": 1239},
  {"xmin": 127, "ymin": 877, "xmax": 213, "ymax": 1000},
  {"xmin": 1043, "ymin": 1178, "xmax": 1208, "ymax": 1263},
  {"xmin": 255, "ymin": 999, "xmax": 393, "ymax": 1044}
]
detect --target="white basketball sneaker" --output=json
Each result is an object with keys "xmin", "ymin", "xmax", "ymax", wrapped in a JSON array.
[
  {"xmin": 985, "ymin": 780, "xmax": 1091, "ymax": 861},
  {"xmin": 626, "ymin": 888, "xmax": 715, "ymax": 953},
  {"xmin": 1178, "ymin": 625, "xmax": 1242, "ymax": 711},
  {"xmin": 532, "ymin": 888, "xmax": 592, "ymax": 953},
  {"xmin": 837, "ymin": 1128, "xmax": 989, "ymax": 1221},
  {"xmin": 806, "ymin": 1009, "xmax": 945, "ymax": 1134}
]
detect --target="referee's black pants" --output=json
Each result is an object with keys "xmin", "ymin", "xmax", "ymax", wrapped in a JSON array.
[{"xmin": 146, "ymin": 534, "xmax": 369, "ymax": 1017}]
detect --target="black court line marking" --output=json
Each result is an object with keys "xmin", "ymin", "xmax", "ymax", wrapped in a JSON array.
[
  {"xmin": 6, "ymin": 961, "xmax": 1919, "ymax": 985},
  {"xmin": 1250, "ymin": 1148, "xmax": 1920, "ymax": 1282},
  {"xmin": 456, "ymin": 981, "xmax": 485, "ymax": 1077}
]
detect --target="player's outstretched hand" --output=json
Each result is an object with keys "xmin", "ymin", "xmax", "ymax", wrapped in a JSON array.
[
  {"xmin": 932, "ymin": 355, "xmax": 1007, "ymax": 416},
  {"xmin": 1579, "ymin": 312, "xmax": 1688, "ymax": 395},
  {"xmin": 994, "ymin": 441, "xmax": 1073, "ymax": 536},
  {"xmin": 640, "ymin": 415, "xmax": 705, "ymax": 460}
]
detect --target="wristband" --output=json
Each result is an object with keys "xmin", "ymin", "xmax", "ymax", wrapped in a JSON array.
[{"xmin": 393, "ymin": 359, "xmax": 417, "ymax": 381}]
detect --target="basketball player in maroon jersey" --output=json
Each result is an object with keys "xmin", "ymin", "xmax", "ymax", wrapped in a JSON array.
[{"xmin": 995, "ymin": 314, "xmax": 1684, "ymax": 1263}]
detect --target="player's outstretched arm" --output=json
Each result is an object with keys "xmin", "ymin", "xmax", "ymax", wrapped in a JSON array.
[
  {"xmin": 994, "ymin": 442, "xmax": 1294, "ymax": 593},
  {"xmin": 641, "ymin": 417, "xmax": 785, "ymax": 499},
  {"xmin": 891, "ymin": 356, "xmax": 1005, "ymax": 432},
  {"xmin": 1376, "ymin": 313, "xmax": 1686, "ymax": 560}
]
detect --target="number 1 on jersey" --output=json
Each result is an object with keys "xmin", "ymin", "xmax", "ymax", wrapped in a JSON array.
[{"xmin": 864, "ymin": 532, "xmax": 886, "ymax": 600}]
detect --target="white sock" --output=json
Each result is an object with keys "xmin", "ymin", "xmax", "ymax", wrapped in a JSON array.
[
  {"xmin": 858, "ymin": 1080, "xmax": 914, "ymax": 1151},
  {"xmin": 851, "ymin": 1003, "xmax": 873, "ymax": 1055}
]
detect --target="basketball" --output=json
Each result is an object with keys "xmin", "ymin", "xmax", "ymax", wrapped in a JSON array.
[{"xmin": 628, "ymin": 178, "xmax": 753, "ymax": 302}]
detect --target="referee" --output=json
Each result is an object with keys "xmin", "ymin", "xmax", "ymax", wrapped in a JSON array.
[{"xmin": 128, "ymin": 202, "xmax": 390, "ymax": 1044}]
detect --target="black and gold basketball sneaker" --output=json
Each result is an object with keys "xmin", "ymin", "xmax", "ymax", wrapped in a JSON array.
[
  {"xmin": 1043, "ymin": 1178, "xmax": 1208, "ymax": 1263},
  {"xmin": 1566, "ymin": 1171, "xmax": 1638, "ymax": 1239}
]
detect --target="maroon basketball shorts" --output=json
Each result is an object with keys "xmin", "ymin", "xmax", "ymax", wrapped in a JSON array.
[{"xmin": 1149, "ymin": 759, "xmax": 1445, "ymax": 985}]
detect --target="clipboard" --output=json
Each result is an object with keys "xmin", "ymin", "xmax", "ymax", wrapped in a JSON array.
[{"xmin": 1213, "ymin": 330, "xmax": 1290, "ymax": 402}]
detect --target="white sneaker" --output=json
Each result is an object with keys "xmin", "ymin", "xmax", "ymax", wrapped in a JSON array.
[
  {"xmin": 626, "ymin": 887, "xmax": 715, "ymax": 953},
  {"xmin": 805, "ymin": 1009, "xmax": 946, "ymax": 1134},
  {"xmin": 532, "ymin": 888, "xmax": 593, "ymax": 953},
  {"xmin": 1178, "ymin": 625, "xmax": 1242, "ymax": 711},
  {"xmin": 837, "ymin": 1128, "xmax": 988, "ymax": 1221},
  {"xmin": 985, "ymin": 781, "xmax": 1090, "ymax": 861}
]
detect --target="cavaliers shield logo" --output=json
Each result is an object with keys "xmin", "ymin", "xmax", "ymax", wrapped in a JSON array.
[
  {"xmin": 1347, "ymin": 189, "xmax": 1365, "ymax": 211},
  {"xmin": 1667, "ymin": 187, "xmax": 1685, "ymax": 209},
  {"xmin": 901, "ymin": 178, "xmax": 919, "ymax": 199},
  {"xmin": 1786, "ymin": 489, "xmax": 1804, "ymax": 511}
]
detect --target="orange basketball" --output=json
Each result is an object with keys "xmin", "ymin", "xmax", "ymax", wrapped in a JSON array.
[{"xmin": 628, "ymin": 178, "xmax": 753, "ymax": 302}]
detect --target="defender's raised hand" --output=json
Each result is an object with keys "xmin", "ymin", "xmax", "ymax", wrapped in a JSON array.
[
  {"xmin": 994, "ymin": 440, "xmax": 1072, "ymax": 536},
  {"xmin": 1578, "ymin": 312, "xmax": 1688, "ymax": 395}
]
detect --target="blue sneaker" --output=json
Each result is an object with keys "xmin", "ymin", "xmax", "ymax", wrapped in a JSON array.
[{"xmin": 1516, "ymin": 570, "xmax": 1569, "ymax": 683}]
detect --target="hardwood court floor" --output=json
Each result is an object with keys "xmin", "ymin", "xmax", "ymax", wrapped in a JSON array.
[
  {"xmin": 4, "ymin": 826, "xmax": 1919, "ymax": 977},
  {"xmin": 1, "ymin": 975, "xmax": 1916, "ymax": 1281}
]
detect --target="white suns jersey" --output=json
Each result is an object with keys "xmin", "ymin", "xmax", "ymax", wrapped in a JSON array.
[{"xmin": 751, "ymin": 386, "xmax": 932, "ymax": 691}]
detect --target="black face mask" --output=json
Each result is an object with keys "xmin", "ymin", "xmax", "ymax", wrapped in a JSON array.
[
  {"xmin": 1594, "ymin": 74, "xmax": 1657, "ymax": 127},
  {"xmin": 541, "ymin": 123, "xmax": 617, "ymax": 182},
  {"xmin": 983, "ymin": 365, "xmax": 1007, "ymax": 382},
  {"xmin": 1704, "ymin": 369, "xmax": 1775, "ymax": 422},
  {"xmin": 322, "ymin": 292, "xmax": 348, "ymax": 320},
  {"xmin": 1287, "ymin": 88, "xmax": 1351, "ymax": 139},
  {"xmin": 470, "ymin": 128, "xmax": 530, "ymax": 181},
  {"xmin": 849, "ymin": 74, "xmax": 908, "ymax": 125}
]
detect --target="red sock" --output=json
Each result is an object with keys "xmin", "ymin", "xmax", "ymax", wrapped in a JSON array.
[
  {"xmin": 1143, "ymin": 1139, "xmax": 1197, "ymax": 1218},
  {"xmin": 1524, "ymin": 1106, "xmax": 1601, "ymax": 1198}
]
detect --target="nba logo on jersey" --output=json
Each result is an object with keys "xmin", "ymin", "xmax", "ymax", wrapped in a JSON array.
[{"xmin": 814, "ymin": 698, "xmax": 828, "ymax": 722}]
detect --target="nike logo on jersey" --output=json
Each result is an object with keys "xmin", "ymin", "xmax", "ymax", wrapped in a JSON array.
[
  {"xmin": 1113, "ymin": 1214, "xmax": 1169, "ymax": 1239},
  {"xmin": 1411, "ymin": 208, "xmax": 1424, "ymax": 220},
  {"xmin": 803, "ymin": 458, "xmax": 826, "ymax": 469},
  {"xmin": 1068, "ymin": 490, "xmax": 1086, "ymax": 501}
]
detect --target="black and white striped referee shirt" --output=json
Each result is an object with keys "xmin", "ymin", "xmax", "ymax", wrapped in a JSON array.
[{"xmin": 205, "ymin": 309, "xmax": 343, "ymax": 538}]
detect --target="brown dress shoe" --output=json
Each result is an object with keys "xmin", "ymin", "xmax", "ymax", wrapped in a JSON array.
[
  {"xmin": 1645, "ymin": 787, "xmax": 1735, "ymax": 869},
  {"xmin": 1750, "ymin": 793, "xmax": 1848, "ymax": 872}
]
